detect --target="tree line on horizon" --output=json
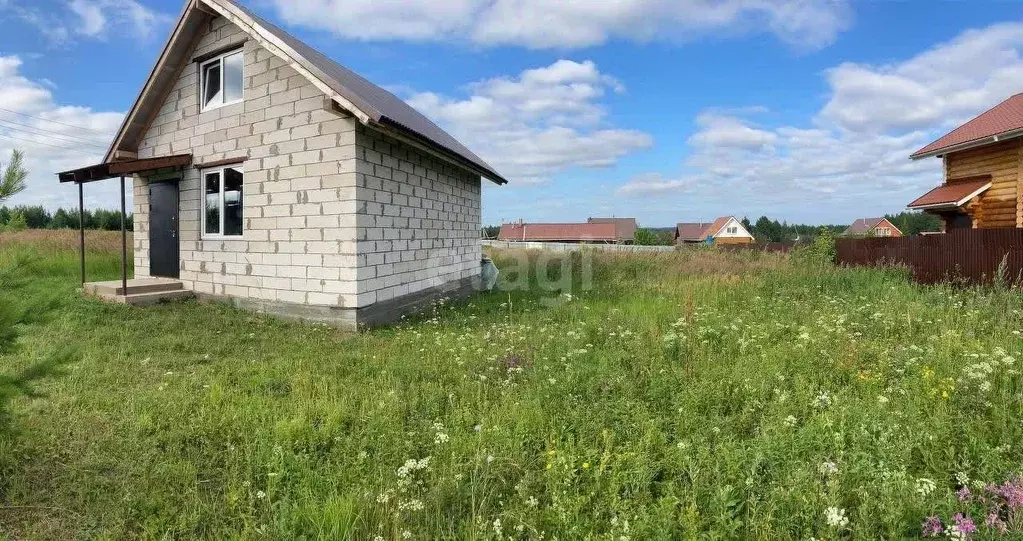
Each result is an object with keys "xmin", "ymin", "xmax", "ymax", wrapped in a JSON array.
[{"xmin": 0, "ymin": 205, "xmax": 133, "ymax": 232}]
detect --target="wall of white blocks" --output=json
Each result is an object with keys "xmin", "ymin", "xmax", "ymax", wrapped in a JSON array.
[
  {"xmin": 133, "ymin": 15, "xmax": 482, "ymax": 311},
  {"xmin": 354, "ymin": 126, "xmax": 482, "ymax": 307}
]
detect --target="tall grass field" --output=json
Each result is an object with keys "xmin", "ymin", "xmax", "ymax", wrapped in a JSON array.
[{"xmin": 1, "ymin": 230, "xmax": 1022, "ymax": 539}]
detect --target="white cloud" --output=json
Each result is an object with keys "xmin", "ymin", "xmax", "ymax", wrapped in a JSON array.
[
  {"xmin": 269, "ymin": 0, "xmax": 852, "ymax": 50},
  {"xmin": 618, "ymin": 22, "xmax": 1023, "ymax": 220},
  {"xmin": 0, "ymin": 55, "xmax": 125, "ymax": 210},
  {"xmin": 818, "ymin": 22, "xmax": 1023, "ymax": 133},
  {"xmin": 406, "ymin": 60, "xmax": 653, "ymax": 185},
  {"xmin": 616, "ymin": 173, "xmax": 699, "ymax": 197},
  {"xmin": 2, "ymin": 0, "xmax": 169, "ymax": 45}
]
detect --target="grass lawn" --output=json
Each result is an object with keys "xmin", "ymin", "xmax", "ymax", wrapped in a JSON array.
[{"xmin": 1, "ymin": 230, "xmax": 1023, "ymax": 539}]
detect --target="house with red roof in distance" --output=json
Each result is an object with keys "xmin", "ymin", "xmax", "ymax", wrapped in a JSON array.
[
  {"xmin": 497, "ymin": 221, "xmax": 628, "ymax": 244},
  {"xmin": 908, "ymin": 92, "xmax": 1023, "ymax": 230},
  {"xmin": 674, "ymin": 216, "xmax": 754, "ymax": 245},
  {"xmin": 587, "ymin": 217, "xmax": 638, "ymax": 242},
  {"xmin": 841, "ymin": 218, "xmax": 903, "ymax": 238}
]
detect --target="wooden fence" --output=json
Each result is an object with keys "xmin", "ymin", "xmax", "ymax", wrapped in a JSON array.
[{"xmin": 835, "ymin": 229, "xmax": 1023, "ymax": 284}]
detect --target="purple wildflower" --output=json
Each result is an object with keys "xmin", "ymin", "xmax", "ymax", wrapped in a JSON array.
[
  {"xmin": 953, "ymin": 513, "xmax": 978, "ymax": 535},
  {"xmin": 985, "ymin": 512, "xmax": 1007, "ymax": 534},
  {"xmin": 957, "ymin": 486, "xmax": 972, "ymax": 502},
  {"xmin": 921, "ymin": 516, "xmax": 943, "ymax": 537},
  {"xmin": 1000, "ymin": 479, "xmax": 1023, "ymax": 510}
]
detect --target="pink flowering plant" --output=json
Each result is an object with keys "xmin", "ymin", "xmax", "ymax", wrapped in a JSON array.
[{"xmin": 922, "ymin": 477, "xmax": 1023, "ymax": 539}]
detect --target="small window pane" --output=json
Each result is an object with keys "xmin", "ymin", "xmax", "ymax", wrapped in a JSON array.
[
  {"xmin": 205, "ymin": 172, "xmax": 221, "ymax": 235},
  {"xmin": 223, "ymin": 52, "xmax": 243, "ymax": 103},
  {"xmin": 202, "ymin": 61, "xmax": 222, "ymax": 108},
  {"xmin": 223, "ymin": 167, "xmax": 243, "ymax": 236}
]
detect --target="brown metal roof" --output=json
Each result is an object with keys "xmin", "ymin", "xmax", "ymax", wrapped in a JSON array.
[
  {"xmin": 676, "ymin": 217, "xmax": 742, "ymax": 241},
  {"xmin": 843, "ymin": 218, "xmax": 885, "ymax": 236},
  {"xmin": 911, "ymin": 93, "xmax": 1023, "ymax": 159},
  {"xmin": 675, "ymin": 222, "xmax": 712, "ymax": 241},
  {"xmin": 58, "ymin": 154, "xmax": 193, "ymax": 183},
  {"xmin": 907, "ymin": 178, "xmax": 992, "ymax": 209},
  {"xmin": 498, "ymin": 222, "xmax": 620, "ymax": 242},
  {"xmin": 587, "ymin": 217, "xmax": 638, "ymax": 240}
]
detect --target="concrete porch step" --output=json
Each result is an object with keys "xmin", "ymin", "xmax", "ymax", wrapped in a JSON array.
[
  {"xmin": 86, "ymin": 278, "xmax": 183, "ymax": 296},
  {"xmin": 115, "ymin": 289, "xmax": 195, "ymax": 306}
]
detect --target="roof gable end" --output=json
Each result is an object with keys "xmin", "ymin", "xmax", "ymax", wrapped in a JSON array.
[{"xmin": 105, "ymin": 0, "xmax": 507, "ymax": 185}]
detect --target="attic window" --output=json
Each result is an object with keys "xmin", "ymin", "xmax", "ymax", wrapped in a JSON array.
[{"xmin": 200, "ymin": 49, "xmax": 243, "ymax": 111}]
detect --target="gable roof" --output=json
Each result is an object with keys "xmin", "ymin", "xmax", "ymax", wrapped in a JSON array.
[
  {"xmin": 676, "ymin": 222, "xmax": 713, "ymax": 241},
  {"xmin": 676, "ymin": 216, "xmax": 751, "ymax": 241},
  {"xmin": 587, "ymin": 217, "xmax": 637, "ymax": 240},
  {"xmin": 907, "ymin": 178, "xmax": 992, "ymax": 210},
  {"xmin": 105, "ymin": 0, "xmax": 507, "ymax": 185},
  {"xmin": 843, "ymin": 218, "xmax": 902, "ymax": 236},
  {"xmin": 498, "ymin": 222, "xmax": 619, "ymax": 242},
  {"xmin": 911, "ymin": 93, "xmax": 1023, "ymax": 159}
]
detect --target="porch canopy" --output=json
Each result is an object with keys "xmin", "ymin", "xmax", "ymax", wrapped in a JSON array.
[
  {"xmin": 55, "ymin": 154, "xmax": 192, "ymax": 294},
  {"xmin": 907, "ymin": 176, "xmax": 992, "ymax": 211}
]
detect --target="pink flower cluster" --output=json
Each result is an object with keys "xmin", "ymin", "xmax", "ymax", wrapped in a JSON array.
[{"xmin": 922, "ymin": 477, "xmax": 1023, "ymax": 539}]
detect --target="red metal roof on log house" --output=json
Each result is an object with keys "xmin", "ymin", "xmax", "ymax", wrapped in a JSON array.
[
  {"xmin": 912, "ymin": 93, "xmax": 1023, "ymax": 159},
  {"xmin": 907, "ymin": 178, "xmax": 992, "ymax": 209}
]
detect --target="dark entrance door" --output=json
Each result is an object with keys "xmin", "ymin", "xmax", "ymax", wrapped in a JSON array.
[
  {"xmin": 149, "ymin": 181, "xmax": 179, "ymax": 278},
  {"xmin": 948, "ymin": 212, "xmax": 973, "ymax": 230}
]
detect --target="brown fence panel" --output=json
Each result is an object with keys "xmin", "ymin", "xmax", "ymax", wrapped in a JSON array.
[{"xmin": 836, "ymin": 229, "xmax": 1023, "ymax": 284}]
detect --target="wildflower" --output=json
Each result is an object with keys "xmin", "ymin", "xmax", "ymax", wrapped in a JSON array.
[
  {"xmin": 921, "ymin": 516, "xmax": 943, "ymax": 537},
  {"xmin": 877, "ymin": 395, "xmax": 889, "ymax": 404},
  {"xmin": 825, "ymin": 507, "xmax": 848, "ymax": 528},
  {"xmin": 951, "ymin": 513, "xmax": 977, "ymax": 536},
  {"xmin": 956, "ymin": 486, "xmax": 971, "ymax": 502},
  {"xmin": 493, "ymin": 518, "xmax": 502, "ymax": 535},
  {"xmin": 814, "ymin": 391, "xmax": 831, "ymax": 409},
  {"xmin": 955, "ymin": 472, "xmax": 970, "ymax": 487},
  {"xmin": 784, "ymin": 415, "xmax": 798, "ymax": 428},
  {"xmin": 256, "ymin": 490, "xmax": 266, "ymax": 499},
  {"xmin": 916, "ymin": 478, "xmax": 936, "ymax": 497},
  {"xmin": 582, "ymin": 462, "xmax": 591, "ymax": 470},
  {"xmin": 401, "ymin": 530, "xmax": 411, "ymax": 540},
  {"xmin": 434, "ymin": 432, "xmax": 450, "ymax": 444},
  {"xmin": 819, "ymin": 461, "xmax": 838, "ymax": 476},
  {"xmin": 526, "ymin": 496, "xmax": 538, "ymax": 507},
  {"xmin": 985, "ymin": 512, "xmax": 1007, "ymax": 534}
]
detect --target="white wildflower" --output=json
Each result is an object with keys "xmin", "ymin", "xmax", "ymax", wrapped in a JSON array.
[
  {"xmin": 819, "ymin": 461, "xmax": 838, "ymax": 475},
  {"xmin": 825, "ymin": 507, "xmax": 848, "ymax": 528},
  {"xmin": 784, "ymin": 415, "xmax": 798, "ymax": 428},
  {"xmin": 915, "ymin": 478, "xmax": 936, "ymax": 497}
]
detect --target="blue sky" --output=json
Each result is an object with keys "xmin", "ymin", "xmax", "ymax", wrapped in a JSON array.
[{"xmin": 1, "ymin": 0, "xmax": 1021, "ymax": 227}]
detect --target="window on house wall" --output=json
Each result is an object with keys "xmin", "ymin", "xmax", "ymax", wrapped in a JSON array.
[
  {"xmin": 203, "ymin": 165, "xmax": 244, "ymax": 237},
  {"xmin": 876, "ymin": 227, "xmax": 891, "ymax": 237},
  {"xmin": 200, "ymin": 49, "xmax": 243, "ymax": 111},
  {"xmin": 727, "ymin": 226, "xmax": 738, "ymax": 234}
]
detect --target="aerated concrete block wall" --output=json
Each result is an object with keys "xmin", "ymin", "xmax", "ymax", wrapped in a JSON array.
[
  {"xmin": 134, "ymin": 15, "xmax": 361, "ymax": 309},
  {"xmin": 353, "ymin": 125, "xmax": 482, "ymax": 308},
  {"xmin": 132, "ymin": 15, "xmax": 483, "ymax": 326}
]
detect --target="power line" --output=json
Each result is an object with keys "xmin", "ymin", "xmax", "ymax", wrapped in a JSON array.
[
  {"xmin": 0, "ymin": 132, "xmax": 99, "ymax": 156},
  {"xmin": 0, "ymin": 107, "xmax": 115, "ymax": 136},
  {"xmin": 0, "ymin": 123, "xmax": 108, "ymax": 153},
  {"xmin": 0, "ymin": 118, "xmax": 109, "ymax": 150}
]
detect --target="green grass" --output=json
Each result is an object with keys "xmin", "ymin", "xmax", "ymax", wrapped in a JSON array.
[{"xmin": 1, "ymin": 231, "xmax": 1023, "ymax": 539}]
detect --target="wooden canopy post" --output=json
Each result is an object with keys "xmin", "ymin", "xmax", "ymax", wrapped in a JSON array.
[
  {"xmin": 120, "ymin": 175, "xmax": 128, "ymax": 295},
  {"xmin": 78, "ymin": 181, "xmax": 86, "ymax": 286}
]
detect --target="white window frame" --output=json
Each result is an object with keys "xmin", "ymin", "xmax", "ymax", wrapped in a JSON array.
[
  {"xmin": 199, "ymin": 49, "xmax": 244, "ymax": 112},
  {"xmin": 876, "ymin": 227, "xmax": 891, "ymax": 237},
  {"xmin": 201, "ymin": 164, "xmax": 244, "ymax": 239}
]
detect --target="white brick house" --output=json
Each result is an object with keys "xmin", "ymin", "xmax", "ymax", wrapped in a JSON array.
[{"xmin": 60, "ymin": 0, "xmax": 507, "ymax": 328}]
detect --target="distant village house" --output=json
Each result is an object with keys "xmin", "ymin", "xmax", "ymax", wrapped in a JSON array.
[
  {"xmin": 842, "ymin": 218, "xmax": 903, "ymax": 237},
  {"xmin": 675, "ymin": 216, "xmax": 754, "ymax": 245},
  {"xmin": 498, "ymin": 218, "xmax": 637, "ymax": 244}
]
